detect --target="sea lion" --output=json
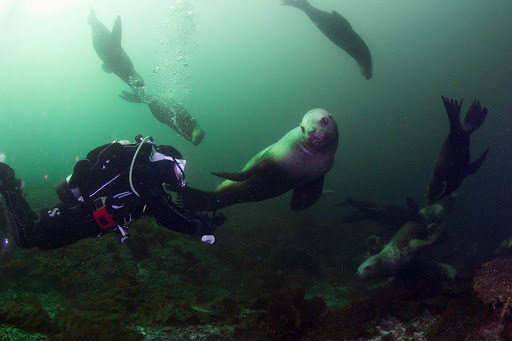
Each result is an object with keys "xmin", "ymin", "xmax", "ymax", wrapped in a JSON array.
[
  {"xmin": 88, "ymin": 10, "xmax": 144, "ymax": 91},
  {"xmin": 426, "ymin": 96, "xmax": 489, "ymax": 204},
  {"xmin": 357, "ymin": 221, "xmax": 444, "ymax": 280},
  {"xmin": 281, "ymin": 0, "xmax": 372, "ymax": 80},
  {"xmin": 120, "ymin": 91, "xmax": 205, "ymax": 146},
  {"xmin": 179, "ymin": 108, "xmax": 338, "ymax": 211}
]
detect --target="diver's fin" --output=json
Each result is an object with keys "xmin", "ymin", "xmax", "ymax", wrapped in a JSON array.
[
  {"xmin": 466, "ymin": 148, "xmax": 489, "ymax": 176},
  {"xmin": 441, "ymin": 96, "xmax": 463, "ymax": 133},
  {"xmin": 119, "ymin": 90, "xmax": 143, "ymax": 103},
  {"xmin": 332, "ymin": 11, "xmax": 352, "ymax": 29},
  {"xmin": 112, "ymin": 16, "xmax": 122, "ymax": 45},
  {"xmin": 211, "ymin": 171, "xmax": 250, "ymax": 182},
  {"xmin": 175, "ymin": 186, "xmax": 218, "ymax": 212},
  {"xmin": 463, "ymin": 99, "xmax": 488, "ymax": 134},
  {"xmin": 290, "ymin": 175, "xmax": 325, "ymax": 211},
  {"xmin": 101, "ymin": 63, "xmax": 113, "ymax": 73}
]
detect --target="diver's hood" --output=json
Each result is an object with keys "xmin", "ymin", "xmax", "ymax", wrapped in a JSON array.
[{"xmin": 150, "ymin": 145, "xmax": 187, "ymax": 187}]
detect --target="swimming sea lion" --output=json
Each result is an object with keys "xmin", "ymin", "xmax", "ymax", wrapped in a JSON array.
[
  {"xmin": 426, "ymin": 96, "xmax": 489, "ymax": 204},
  {"xmin": 356, "ymin": 221, "xmax": 444, "ymax": 280},
  {"xmin": 119, "ymin": 91, "xmax": 205, "ymax": 146},
  {"xmin": 179, "ymin": 108, "xmax": 338, "ymax": 211},
  {"xmin": 281, "ymin": 0, "xmax": 373, "ymax": 80},
  {"xmin": 88, "ymin": 10, "xmax": 145, "ymax": 91}
]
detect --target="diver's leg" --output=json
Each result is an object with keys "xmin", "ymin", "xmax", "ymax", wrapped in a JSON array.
[
  {"xmin": 1, "ymin": 163, "xmax": 101, "ymax": 250},
  {"xmin": 35, "ymin": 203, "xmax": 99, "ymax": 250}
]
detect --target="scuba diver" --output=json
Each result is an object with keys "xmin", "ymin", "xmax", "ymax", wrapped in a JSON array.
[{"xmin": 0, "ymin": 135, "xmax": 226, "ymax": 250}]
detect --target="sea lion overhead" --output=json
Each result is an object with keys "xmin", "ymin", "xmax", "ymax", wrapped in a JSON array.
[
  {"xmin": 88, "ymin": 10, "xmax": 144, "ymax": 91},
  {"xmin": 178, "ymin": 108, "xmax": 339, "ymax": 211},
  {"xmin": 426, "ymin": 96, "xmax": 489, "ymax": 204},
  {"xmin": 281, "ymin": 0, "xmax": 373, "ymax": 80}
]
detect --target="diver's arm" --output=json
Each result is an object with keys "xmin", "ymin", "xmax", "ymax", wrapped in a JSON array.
[{"xmin": 139, "ymin": 185, "xmax": 202, "ymax": 235}]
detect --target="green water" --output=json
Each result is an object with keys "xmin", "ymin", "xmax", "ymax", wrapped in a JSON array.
[{"xmin": 1, "ymin": 0, "xmax": 512, "ymax": 339}]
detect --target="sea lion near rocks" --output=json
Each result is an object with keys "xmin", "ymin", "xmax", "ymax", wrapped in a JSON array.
[
  {"xmin": 179, "ymin": 108, "xmax": 338, "ymax": 211},
  {"xmin": 88, "ymin": 10, "xmax": 144, "ymax": 91},
  {"xmin": 426, "ymin": 96, "xmax": 489, "ymax": 204},
  {"xmin": 356, "ymin": 221, "xmax": 445, "ymax": 280},
  {"xmin": 281, "ymin": 0, "xmax": 373, "ymax": 80}
]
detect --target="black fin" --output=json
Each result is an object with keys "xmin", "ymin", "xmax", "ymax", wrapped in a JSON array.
[
  {"xmin": 290, "ymin": 176, "xmax": 325, "ymax": 211},
  {"xmin": 463, "ymin": 99, "xmax": 488, "ymax": 134},
  {"xmin": 112, "ymin": 16, "xmax": 122, "ymax": 45},
  {"xmin": 441, "ymin": 96, "xmax": 462, "ymax": 132},
  {"xmin": 466, "ymin": 148, "xmax": 489, "ymax": 176}
]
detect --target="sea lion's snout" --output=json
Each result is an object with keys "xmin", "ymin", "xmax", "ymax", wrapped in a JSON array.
[
  {"xmin": 307, "ymin": 130, "xmax": 326, "ymax": 146},
  {"xmin": 300, "ymin": 108, "xmax": 338, "ymax": 150}
]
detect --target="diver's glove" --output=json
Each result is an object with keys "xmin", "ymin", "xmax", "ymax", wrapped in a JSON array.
[{"xmin": 193, "ymin": 212, "xmax": 227, "ymax": 244}]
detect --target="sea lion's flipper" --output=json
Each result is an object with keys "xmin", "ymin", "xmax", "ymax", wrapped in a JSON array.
[
  {"xmin": 211, "ymin": 172, "xmax": 250, "ymax": 182},
  {"xmin": 119, "ymin": 90, "xmax": 143, "ymax": 103},
  {"xmin": 101, "ymin": 63, "xmax": 113, "ymax": 73},
  {"xmin": 212, "ymin": 158, "xmax": 272, "ymax": 182},
  {"xmin": 290, "ymin": 175, "xmax": 325, "ymax": 211},
  {"xmin": 112, "ymin": 16, "xmax": 122, "ymax": 45},
  {"xmin": 463, "ymin": 99, "xmax": 488, "ymax": 134},
  {"xmin": 466, "ymin": 148, "xmax": 489, "ymax": 176},
  {"xmin": 280, "ymin": 0, "xmax": 309, "ymax": 10},
  {"xmin": 408, "ymin": 222, "xmax": 444, "ymax": 251},
  {"xmin": 331, "ymin": 11, "xmax": 352, "ymax": 30},
  {"xmin": 441, "ymin": 96, "xmax": 463, "ymax": 132}
]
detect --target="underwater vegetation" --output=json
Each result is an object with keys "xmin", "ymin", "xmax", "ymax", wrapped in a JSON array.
[{"xmin": 1, "ymin": 200, "xmax": 511, "ymax": 340}]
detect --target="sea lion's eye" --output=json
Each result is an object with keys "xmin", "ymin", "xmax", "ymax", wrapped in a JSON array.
[{"xmin": 320, "ymin": 117, "xmax": 328, "ymax": 125}]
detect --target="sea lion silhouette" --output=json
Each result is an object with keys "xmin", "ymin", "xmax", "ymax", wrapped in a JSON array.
[
  {"xmin": 281, "ymin": 0, "xmax": 373, "ymax": 79},
  {"xmin": 88, "ymin": 10, "xmax": 144, "ymax": 91},
  {"xmin": 426, "ymin": 96, "xmax": 489, "ymax": 204}
]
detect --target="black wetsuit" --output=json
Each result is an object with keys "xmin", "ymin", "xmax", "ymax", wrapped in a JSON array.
[{"xmin": 0, "ymin": 140, "xmax": 207, "ymax": 250}]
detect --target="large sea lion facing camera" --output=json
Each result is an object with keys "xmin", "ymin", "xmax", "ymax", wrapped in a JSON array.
[{"xmin": 178, "ymin": 109, "xmax": 339, "ymax": 211}]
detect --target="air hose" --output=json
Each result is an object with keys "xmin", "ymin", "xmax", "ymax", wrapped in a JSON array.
[{"xmin": 129, "ymin": 136, "xmax": 152, "ymax": 197}]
